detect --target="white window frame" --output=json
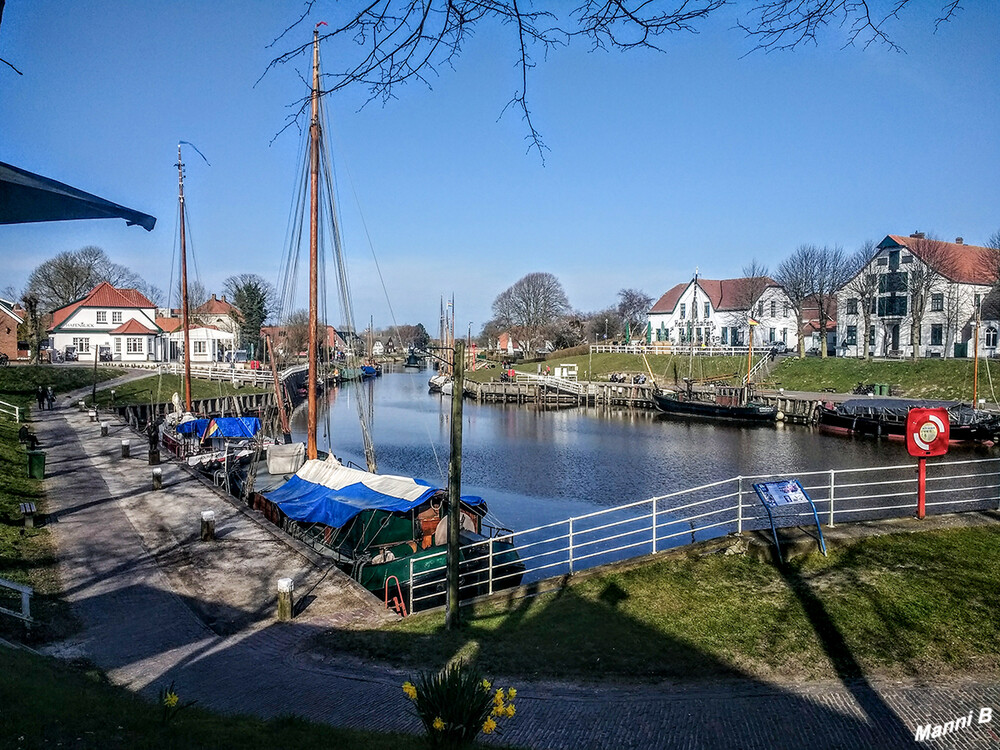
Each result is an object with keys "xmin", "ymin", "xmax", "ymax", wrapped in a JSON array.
[
  {"xmin": 112, "ymin": 311, "xmax": 123, "ymax": 324},
  {"xmin": 126, "ymin": 337, "xmax": 143, "ymax": 354},
  {"xmin": 96, "ymin": 311, "xmax": 107, "ymax": 324}
]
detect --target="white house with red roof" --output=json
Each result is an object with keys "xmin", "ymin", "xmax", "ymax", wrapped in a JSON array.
[
  {"xmin": 48, "ymin": 281, "xmax": 163, "ymax": 362},
  {"xmin": 194, "ymin": 294, "xmax": 237, "ymax": 337},
  {"xmin": 166, "ymin": 325, "xmax": 235, "ymax": 363},
  {"xmin": 648, "ymin": 275, "xmax": 799, "ymax": 351},
  {"xmin": 836, "ymin": 233, "xmax": 996, "ymax": 359}
]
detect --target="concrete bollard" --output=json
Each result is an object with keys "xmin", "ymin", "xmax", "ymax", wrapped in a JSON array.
[
  {"xmin": 88, "ymin": 409, "xmax": 97, "ymax": 423},
  {"xmin": 277, "ymin": 578, "xmax": 294, "ymax": 621},
  {"xmin": 120, "ymin": 439, "xmax": 130, "ymax": 459},
  {"xmin": 78, "ymin": 400, "xmax": 86, "ymax": 412},
  {"xmin": 200, "ymin": 510, "xmax": 216, "ymax": 541},
  {"xmin": 152, "ymin": 467, "xmax": 163, "ymax": 490},
  {"xmin": 100, "ymin": 421, "xmax": 109, "ymax": 437},
  {"xmin": 148, "ymin": 448, "xmax": 160, "ymax": 466}
]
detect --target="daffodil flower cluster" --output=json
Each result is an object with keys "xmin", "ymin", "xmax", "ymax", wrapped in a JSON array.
[{"xmin": 402, "ymin": 668, "xmax": 518, "ymax": 746}]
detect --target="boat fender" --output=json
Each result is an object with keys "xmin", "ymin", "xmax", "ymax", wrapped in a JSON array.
[{"xmin": 372, "ymin": 549, "xmax": 396, "ymax": 565}]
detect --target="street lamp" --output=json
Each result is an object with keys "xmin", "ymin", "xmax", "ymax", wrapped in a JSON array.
[{"xmin": 604, "ymin": 318, "xmax": 608, "ymax": 340}]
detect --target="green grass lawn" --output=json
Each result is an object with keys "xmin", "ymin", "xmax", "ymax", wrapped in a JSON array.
[
  {"xmin": 92, "ymin": 373, "xmax": 271, "ymax": 406},
  {"xmin": 0, "ymin": 364, "xmax": 127, "ymax": 408},
  {"xmin": 313, "ymin": 526, "xmax": 1000, "ymax": 683},
  {"xmin": 0, "ymin": 648, "xmax": 450, "ymax": 750}
]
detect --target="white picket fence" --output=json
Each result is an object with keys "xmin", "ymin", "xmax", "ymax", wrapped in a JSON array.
[{"xmin": 408, "ymin": 457, "xmax": 1000, "ymax": 612}]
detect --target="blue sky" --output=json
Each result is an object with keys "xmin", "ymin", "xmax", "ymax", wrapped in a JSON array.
[{"xmin": 2, "ymin": 1, "xmax": 998, "ymax": 334}]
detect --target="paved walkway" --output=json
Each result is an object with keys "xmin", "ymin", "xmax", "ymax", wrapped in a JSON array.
[{"xmin": 22, "ymin": 390, "xmax": 1000, "ymax": 749}]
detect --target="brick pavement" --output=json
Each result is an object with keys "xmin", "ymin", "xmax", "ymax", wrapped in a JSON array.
[{"xmin": 23, "ymin": 389, "xmax": 1000, "ymax": 749}]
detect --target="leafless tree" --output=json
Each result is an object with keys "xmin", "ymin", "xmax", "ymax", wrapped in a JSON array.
[
  {"xmin": 492, "ymin": 271, "xmax": 570, "ymax": 352},
  {"xmin": 907, "ymin": 236, "xmax": 956, "ymax": 360},
  {"xmin": 812, "ymin": 245, "xmax": 853, "ymax": 358},
  {"xmin": 773, "ymin": 246, "xmax": 815, "ymax": 358},
  {"xmin": 25, "ymin": 246, "xmax": 155, "ymax": 313},
  {"xmin": 20, "ymin": 292, "xmax": 42, "ymax": 364},
  {"xmin": 842, "ymin": 240, "xmax": 879, "ymax": 360},
  {"xmin": 725, "ymin": 259, "xmax": 772, "ymax": 336},
  {"xmin": 264, "ymin": 1, "xmax": 964, "ymax": 158},
  {"xmin": 617, "ymin": 288, "xmax": 654, "ymax": 333}
]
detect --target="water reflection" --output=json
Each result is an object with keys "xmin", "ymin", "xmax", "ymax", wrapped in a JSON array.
[{"xmin": 290, "ymin": 370, "xmax": 990, "ymax": 530}]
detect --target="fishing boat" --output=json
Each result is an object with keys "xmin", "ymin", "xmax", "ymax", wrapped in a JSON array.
[
  {"xmin": 653, "ymin": 382, "xmax": 778, "ymax": 423},
  {"xmin": 815, "ymin": 398, "xmax": 1000, "ymax": 443},
  {"xmin": 236, "ymin": 26, "xmax": 522, "ymax": 612}
]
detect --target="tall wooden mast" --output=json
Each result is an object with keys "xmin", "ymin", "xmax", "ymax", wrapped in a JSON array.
[
  {"xmin": 177, "ymin": 144, "xmax": 193, "ymax": 413},
  {"xmin": 306, "ymin": 27, "xmax": 321, "ymax": 460}
]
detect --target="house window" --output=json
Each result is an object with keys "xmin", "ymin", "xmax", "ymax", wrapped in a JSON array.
[
  {"xmin": 986, "ymin": 327, "xmax": 998, "ymax": 348},
  {"xmin": 770, "ymin": 301, "xmax": 776, "ymax": 317},
  {"xmin": 114, "ymin": 338, "xmax": 121, "ymax": 353},
  {"xmin": 877, "ymin": 257, "xmax": 888, "ymax": 266},
  {"xmin": 975, "ymin": 293, "xmax": 982, "ymax": 310},
  {"xmin": 704, "ymin": 302, "xmax": 710, "ymax": 319},
  {"xmin": 679, "ymin": 303, "xmax": 686, "ymax": 320},
  {"xmin": 721, "ymin": 328, "xmax": 729, "ymax": 345},
  {"xmin": 877, "ymin": 296, "xmax": 907, "ymax": 317},
  {"xmin": 126, "ymin": 337, "xmax": 143, "ymax": 354},
  {"xmin": 112, "ymin": 311, "xmax": 123, "ymax": 324},
  {"xmin": 96, "ymin": 311, "xmax": 107, "ymax": 324},
  {"xmin": 846, "ymin": 298, "xmax": 858, "ymax": 315},
  {"xmin": 930, "ymin": 325, "xmax": 943, "ymax": 346},
  {"xmin": 781, "ymin": 328, "xmax": 788, "ymax": 343},
  {"xmin": 757, "ymin": 302, "xmax": 764, "ymax": 317},
  {"xmin": 901, "ymin": 254, "xmax": 913, "ymax": 264},
  {"xmin": 879, "ymin": 272, "xmax": 907, "ymax": 293},
  {"xmin": 869, "ymin": 327, "xmax": 875, "ymax": 345},
  {"xmin": 889, "ymin": 249, "xmax": 900, "ymax": 271},
  {"xmin": 768, "ymin": 328, "xmax": 775, "ymax": 343},
  {"xmin": 930, "ymin": 294, "xmax": 943, "ymax": 312},
  {"xmin": 845, "ymin": 326, "xmax": 857, "ymax": 345},
  {"xmin": 693, "ymin": 302, "xmax": 699, "ymax": 319},
  {"xmin": 72, "ymin": 337, "xmax": 90, "ymax": 353},
  {"xmin": 194, "ymin": 340, "xmax": 207, "ymax": 354}
]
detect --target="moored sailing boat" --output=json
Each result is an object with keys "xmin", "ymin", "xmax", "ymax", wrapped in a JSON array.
[{"xmin": 241, "ymin": 27, "xmax": 521, "ymax": 611}]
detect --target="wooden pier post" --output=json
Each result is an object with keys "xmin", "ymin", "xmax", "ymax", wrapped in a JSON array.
[
  {"xmin": 200, "ymin": 510, "xmax": 216, "ymax": 541},
  {"xmin": 120, "ymin": 439, "xmax": 130, "ymax": 459},
  {"xmin": 277, "ymin": 577, "xmax": 294, "ymax": 621}
]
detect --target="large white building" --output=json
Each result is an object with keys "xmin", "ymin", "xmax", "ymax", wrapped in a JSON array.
[
  {"xmin": 837, "ymin": 234, "xmax": 995, "ymax": 359},
  {"xmin": 49, "ymin": 282, "xmax": 164, "ymax": 362},
  {"xmin": 648, "ymin": 276, "xmax": 799, "ymax": 351}
]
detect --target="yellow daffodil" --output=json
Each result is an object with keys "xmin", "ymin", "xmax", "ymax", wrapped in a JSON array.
[
  {"xmin": 505, "ymin": 703, "xmax": 516, "ymax": 718},
  {"xmin": 432, "ymin": 717, "xmax": 445, "ymax": 731},
  {"xmin": 164, "ymin": 692, "xmax": 179, "ymax": 708},
  {"xmin": 402, "ymin": 682, "xmax": 417, "ymax": 700},
  {"xmin": 492, "ymin": 705, "xmax": 503, "ymax": 717},
  {"xmin": 482, "ymin": 717, "xmax": 497, "ymax": 734},
  {"xmin": 481, "ymin": 678, "xmax": 492, "ymax": 690},
  {"xmin": 494, "ymin": 688, "xmax": 505, "ymax": 706},
  {"xmin": 507, "ymin": 687, "xmax": 517, "ymax": 700}
]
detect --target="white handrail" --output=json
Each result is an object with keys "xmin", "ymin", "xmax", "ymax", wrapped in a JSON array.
[
  {"xmin": 0, "ymin": 576, "xmax": 32, "ymax": 622},
  {"xmin": 0, "ymin": 399, "xmax": 20, "ymax": 422}
]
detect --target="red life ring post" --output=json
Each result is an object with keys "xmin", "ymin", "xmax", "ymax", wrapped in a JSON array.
[{"xmin": 905, "ymin": 408, "xmax": 950, "ymax": 520}]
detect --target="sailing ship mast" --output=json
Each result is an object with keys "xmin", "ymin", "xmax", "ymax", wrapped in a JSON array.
[
  {"xmin": 176, "ymin": 144, "xmax": 193, "ymax": 413},
  {"xmin": 306, "ymin": 26, "xmax": 321, "ymax": 460}
]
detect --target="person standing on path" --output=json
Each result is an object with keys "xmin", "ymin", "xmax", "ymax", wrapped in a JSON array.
[
  {"xmin": 37, "ymin": 385, "xmax": 45, "ymax": 409},
  {"xmin": 46, "ymin": 386, "xmax": 55, "ymax": 410}
]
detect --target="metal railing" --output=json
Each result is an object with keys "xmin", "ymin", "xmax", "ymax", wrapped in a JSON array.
[
  {"xmin": 157, "ymin": 363, "xmax": 273, "ymax": 385},
  {"xmin": 591, "ymin": 344, "xmax": 753, "ymax": 356},
  {"xmin": 407, "ymin": 457, "xmax": 1000, "ymax": 613},
  {"xmin": 0, "ymin": 399, "xmax": 20, "ymax": 422},
  {"xmin": 514, "ymin": 372, "xmax": 586, "ymax": 395},
  {"xmin": 0, "ymin": 577, "xmax": 33, "ymax": 623}
]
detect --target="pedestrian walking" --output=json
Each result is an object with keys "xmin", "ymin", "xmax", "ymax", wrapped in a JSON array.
[
  {"xmin": 36, "ymin": 385, "xmax": 45, "ymax": 409},
  {"xmin": 46, "ymin": 386, "xmax": 55, "ymax": 410}
]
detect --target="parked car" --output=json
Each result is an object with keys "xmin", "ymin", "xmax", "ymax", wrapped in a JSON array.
[
  {"xmin": 225, "ymin": 349, "xmax": 249, "ymax": 364},
  {"xmin": 64, "ymin": 345, "xmax": 78, "ymax": 361},
  {"xmin": 771, "ymin": 341, "xmax": 788, "ymax": 354}
]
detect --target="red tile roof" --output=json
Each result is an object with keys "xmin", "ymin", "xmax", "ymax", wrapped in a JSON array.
[
  {"xmin": 50, "ymin": 281, "xmax": 156, "ymax": 330},
  {"xmin": 885, "ymin": 235, "xmax": 996, "ymax": 285},
  {"xmin": 650, "ymin": 277, "xmax": 778, "ymax": 314},
  {"xmin": 195, "ymin": 294, "xmax": 235, "ymax": 315},
  {"xmin": 109, "ymin": 318, "xmax": 160, "ymax": 335},
  {"xmin": 156, "ymin": 317, "xmax": 182, "ymax": 333}
]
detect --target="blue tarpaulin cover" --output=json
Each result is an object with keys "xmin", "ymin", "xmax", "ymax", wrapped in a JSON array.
[
  {"xmin": 176, "ymin": 418, "xmax": 210, "ymax": 437},
  {"xmin": 264, "ymin": 459, "xmax": 484, "ymax": 528},
  {"xmin": 203, "ymin": 417, "xmax": 260, "ymax": 440}
]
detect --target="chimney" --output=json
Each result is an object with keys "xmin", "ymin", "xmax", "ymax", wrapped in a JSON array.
[
  {"xmin": 221, "ymin": 295, "xmax": 227, "ymax": 303},
  {"xmin": 955, "ymin": 237, "xmax": 964, "ymax": 244},
  {"xmin": 210, "ymin": 294, "xmax": 217, "ymax": 301},
  {"xmin": 910, "ymin": 231, "xmax": 926, "ymax": 239}
]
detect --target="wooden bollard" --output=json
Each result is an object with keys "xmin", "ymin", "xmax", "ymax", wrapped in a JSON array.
[
  {"xmin": 120, "ymin": 439, "xmax": 130, "ymax": 459},
  {"xmin": 148, "ymin": 448, "xmax": 160, "ymax": 466},
  {"xmin": 100, "ymin": 421, "xmax": 109, "ymax": 437},
  {"xmin": 200, "ymin": 510, "xmax": 216, "ymax": 541},
  {"xmin": 152, "ymin": 467, "xmax": 163, "ymax": 490},
  {"xmin": 277, "ymin": 578, "xmax": 294, "ymax": 621},
  {"xmin": 88, "ymin": 409, "xmax": 97, "ymax": 423}
]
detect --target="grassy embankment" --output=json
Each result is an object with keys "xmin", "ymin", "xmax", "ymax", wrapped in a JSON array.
[
  {"xmin": 91, "ymin": 373, "xmax": 271, "ymax": 407},
  {"xmin": 315, "ymin": 525, "xmax": 1000, "ymax": 683},
  {"xmin": 469, "ymin": 350, "xmax": 992, "ymax": 401},
  {"xmin": 0, "ymin": 648, "xmax": 445, "ymax": 750}
]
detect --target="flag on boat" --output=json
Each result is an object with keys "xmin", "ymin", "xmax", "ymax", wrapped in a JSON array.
[{"xmin": 748, "ymin": 317, "xmax": 761, "ymax": 326}]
